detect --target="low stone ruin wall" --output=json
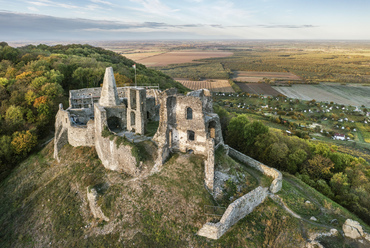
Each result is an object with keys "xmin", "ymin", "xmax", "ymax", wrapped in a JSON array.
[
  {"xmin": 197, "ymin": 186, "xmax": 268, "ymax": 239},
  {"xmin": 198, "ymin": 146, "xmax": 283, "ymax": 240},
  {"xmin": 228, "ymin": 147, "xmax": 282, "ymax": 193}
]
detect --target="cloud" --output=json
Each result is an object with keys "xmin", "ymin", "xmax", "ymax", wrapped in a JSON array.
[
  {"xmin": 27, "ymin": 7, "xmax": 39, "ymax": 12},
  {"xmin": 90, "ymin": 0, "xmax": 114, "ymax": 6},
  {"xmin": 28, "ymin": 1, "xmax": 50, "ymax": 6},
  {"xmin": 28, "ymin": 0, "xmax": 80, "ymax": 9},
  {"xmin": 0, "ymin": 11, "xmax": 319, "ymax": 41},
  {"xmin": 229, "ymin": 24, "xmax": 317, "ymax": 29},
  {"xmin": 128, "ymin": 0, "xmax": 179, "ymax": 15}
]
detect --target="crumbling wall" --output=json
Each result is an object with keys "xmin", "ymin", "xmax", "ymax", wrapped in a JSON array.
[
  {"xmin": 205, "ymin": 114, "xmax": 223, "ymax": 145},
  {"xmin": 153, "ymin": 89, "xmax": 176, "ymax": 165},
  {"xmin": 228, "ymin": 147, "xmax": 282, "ymax": 193},
  {"xmin": 198, "ymin": 147, "xmax": 283, "ymax": 239},
  {"xmin": 198, "ymin": 186, "xmax": 268, "ymax": 239},
  {"xmin": 94, "ymin": 104, "xmax": 138, "ymax": 175},
  {"xmin": 146, "ymin": 97, "xmax": 159, "ymax": 121},
  {"xmin": 68, "ymin": 120, "xmax": 95, "ymax": 147},
  {"xmin": 68, "ymin": 108, "xmax": 94, "ymax": 124},
  {"xmin": 69, "ymin": 87, "xmax": 101, "ymax": 109},
  {"xmin": 175, "ymin": 95, "xmax": 208, "ymax": 155},
  {"xmin": 105, "ymin": 106, "xmax": 127, "ymax": 131},
  {"xmin": 54, "ymin": 104, "xmax": 94, "ymax": 161},
  {"xmin": 153, "ymin": 88, "xmax": 223, "ymax": 175},
  {"xmin": 54, "ymin": 104, "xmax": 69, "ymax": 162},
  {"xmin": 127, "ymin": 88, "xmax": 146, "ymax": 134},
  {"xmin": 204, "ymin": 139, "xmax": 215, "ymax": 191}
]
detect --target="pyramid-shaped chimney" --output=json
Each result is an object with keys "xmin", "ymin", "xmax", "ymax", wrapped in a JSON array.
[{"xmin": 99, "ymin": 67, "xmax": 120, "ymax": 107}]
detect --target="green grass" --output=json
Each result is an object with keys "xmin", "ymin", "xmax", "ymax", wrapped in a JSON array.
[
  {"xmin": 158, "ymin": 62, "xmax": 230, "ymax": 80},
  {"xmin": 1, "ymin": 137, "xmax": 368, "ymax": 247},
  {"xmin": 279, "ymin": 173, "xmax": 370, "ymax": 232},
  {"xmin": 145, "ymin": 121, "xmax": 159, "ymax": 137}
]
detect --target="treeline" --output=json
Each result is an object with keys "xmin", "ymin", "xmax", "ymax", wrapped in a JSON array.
[
  {"xmin": 215, "ymin": 107, "xmax": 370, "ymax": 225},
  {"xmin": 0, "ymin": 42, "xmax": 186, "ymax": 180}
]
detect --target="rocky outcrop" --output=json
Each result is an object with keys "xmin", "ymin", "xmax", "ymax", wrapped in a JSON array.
[
  {"xmin": 343, "ymin": 219, "xmax": 364, "ymax": 239},
  {"xmin": 87, "ymin": 187, "xmax": 109, "ymax": 222}
]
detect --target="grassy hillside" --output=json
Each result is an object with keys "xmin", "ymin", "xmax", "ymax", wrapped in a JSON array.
[{"xmin": 0, "ymin": 142, "xmax": 369, "ymax": 247}]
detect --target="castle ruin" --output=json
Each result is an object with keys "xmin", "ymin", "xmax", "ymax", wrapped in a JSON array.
[
  {"xmin": 54, "ymin": 67, "xmax": 222, "ymax": 187},
  {"xmin": 53, "ymin": 67, "xmax": 282, "ymax": 240}
]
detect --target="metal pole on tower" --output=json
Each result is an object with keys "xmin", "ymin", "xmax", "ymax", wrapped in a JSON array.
[{"xmin": 134, "ymin": 64, "xmax": 137, "ymax": 87}]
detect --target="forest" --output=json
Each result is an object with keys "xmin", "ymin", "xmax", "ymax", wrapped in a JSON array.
[{"xmin": 0, "ymin": 42, "xmax": 186, "ymax": 180}]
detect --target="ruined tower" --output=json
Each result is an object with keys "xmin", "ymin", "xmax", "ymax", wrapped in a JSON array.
[{"xmin": 99, "ymin": 67, "xmax": 120, "ymax": 107}]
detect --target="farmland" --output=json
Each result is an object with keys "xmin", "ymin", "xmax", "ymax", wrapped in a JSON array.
[
  {"xmin": 124, "ymin": 50, "xmax": 233, "ymax": 67},
  {"xmin": 102, "ymin": 40, "xmax": 370, "ymax": 84},
  {"xmin": 236, "ymin": 83, "xmax": 281, "ymax": 96},
  {"xmin": 160, "ymin": 62, "xmax": 230, "ymax": 80},
  {"xmin": 272, "ymin": 83, "xmax": 370, "ymax": 107},
  {"xmin": 176, "ymin": 79, "xmax": 234, "ymax": 92},
  {"xmin": 233, "ymin": 71, "xmax": 301, "ymax": 83}
]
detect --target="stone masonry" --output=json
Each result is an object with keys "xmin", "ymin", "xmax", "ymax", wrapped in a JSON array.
[{"xmin": 54, "ymin": 66, "xmax": 283, "ymax": 240}]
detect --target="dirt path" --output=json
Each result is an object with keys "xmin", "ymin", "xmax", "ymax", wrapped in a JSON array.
[
  {"xmin": 268, "ymin": 193, "xmax": 338, "ymax": 234},
  {"xmin": 269, "ymin": 194, "xmax": 301, "ymax": 219},
  {"xmin": 283, "ymin": 177, "xmax": 323, "ymax": 207},
  {"xmin": 242, "ymin": 166, "xmax": 262, "ymax": 186}
]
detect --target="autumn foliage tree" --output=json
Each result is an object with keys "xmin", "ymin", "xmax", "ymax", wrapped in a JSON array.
[{"xmin": 11, "ymin": 131, "xmax": 37, "ymax": 156}]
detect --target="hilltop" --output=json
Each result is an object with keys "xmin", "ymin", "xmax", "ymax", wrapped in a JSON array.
[
  {"xmin": 0, "ymin": 141, "xmax": 369, "ymax": 247},
  {"xmin": 0, "ymin": 43, "xmax": 188, "ymax": 181}
]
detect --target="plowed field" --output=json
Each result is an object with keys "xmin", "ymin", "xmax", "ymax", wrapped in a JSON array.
[
  {"xmin": 233, "ymin": 71, "xmax": 301, "ymax": 82},
  {"xmin": 236, "ymin": 83, "xmax": 282, "ymax": 96},
  {"xmin": 177, "ymin": 79, "xmax": 234, "ymax": 92},
  {"xmin": 272, "ymin": 83, "xmax": 370, "ymax": 106},
  {"xmin": 132, "ymin": 50, "xmax": 233, "ymax": 67}
]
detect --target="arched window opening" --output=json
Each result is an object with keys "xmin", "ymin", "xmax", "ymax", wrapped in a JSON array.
[
  {"xmin": 108, "ymin": 116, "xmax": 122, "ymax": 132},
  {"xmin": 130, "ymin": 89, "xmax": 137, "ymax": 110},
  {"xmin": 169, "ymin": 130, "xmax": 172, "ymax": 147},
  {"xmin": 187, "ymin": 130, "xmax": 195, "ymax": 141},
  {"xmin": 186, "ymin": 107, "xmax": 193, "ymax": 120},
  {"xmin": 131, "ymin": 111, "xmax": 136, "ymax": 126},
  {"xmin": 208, "ymin": 121, "xmax": 216, "ymax": 139}
]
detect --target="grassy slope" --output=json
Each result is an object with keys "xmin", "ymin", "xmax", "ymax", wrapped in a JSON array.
[{"xmin": 0, "ymin": 142, "xmax": 369, "ymax": 247}]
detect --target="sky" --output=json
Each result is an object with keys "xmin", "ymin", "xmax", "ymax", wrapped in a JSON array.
[{"xmin": 0, "ymin": 0, "xmax": 369, "ymax": 41}]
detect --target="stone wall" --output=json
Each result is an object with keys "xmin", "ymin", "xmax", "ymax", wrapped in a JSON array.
[
  {"xmin": 127, "ymin": 88, "xmax": 146, "ymax": 135},
  {"xmin": 146, "ymin": 97, "xmax": 159, "ymax": 121},
  {"xmin": 153, "ymin": 89, "xmax": 223, "ymax": 164},
  {"xmin": 94, "ymin": 104, "xmax": 138, "ymax": 175},
  {"xmin": 198, "ymin": 186, "xmax": 269, "ymax": 239},
  {"xmin": 69, "ymin": 87, "xmax": 101, "ymax": 109},
  {"xmin": 54, "ymin": 105, "xmax": 69, "ymax": 162},
  {"xmin": 228, "ymin": 147, "xmax": 282, "ymax": 193},
  {"xmin": 175, "ymin": 94, "xmax": 208, "ymax": 155},
  {"xmin": 204, "ymin": 139, "xmax": 215, "ymax": 191},
  {"xmin": 68, "ymin": 121, "xmax": 95, "ymax": 147},
  {"xmin": 198, "ymin": 147, "xmax": 283, "ymax": 239},
  {"xmin": 54, "ymin": 104, "xmax": 94, "ymax": 161}
]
